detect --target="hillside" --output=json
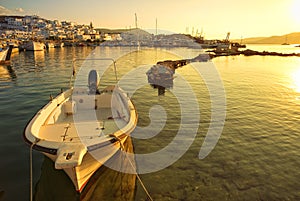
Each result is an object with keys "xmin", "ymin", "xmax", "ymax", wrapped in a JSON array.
[
  {"xmin": 233, "ymin": 32, "xmax": 300, "ymax": 44},
  {"xmin": 98, "ymin": 28, "xmax": 300, "ymax": 45},
  {"xmin": 95, "ymin": 28, "xmax": 151, "ymax": 36}
]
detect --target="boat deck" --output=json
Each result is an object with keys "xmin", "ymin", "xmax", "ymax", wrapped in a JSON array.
[
  {"xmin": 39, "ymin": 108, "xmax": 127, "ymax": 143},
  {"xmin": 59, "ymin": 108, "xmax": 114, "ymax": 123}
]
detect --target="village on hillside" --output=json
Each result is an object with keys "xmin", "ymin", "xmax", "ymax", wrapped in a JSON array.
[
  {"xmin": 1, "ymin": 14, "xmax": 298, "ymax": 62},
  {"xmin": 0, "ymin": 15, "xmax": 245, "ymax": 49},
  {"xmin": 0, "ymin": 15, "xmax": 120, "ymax": 45}
]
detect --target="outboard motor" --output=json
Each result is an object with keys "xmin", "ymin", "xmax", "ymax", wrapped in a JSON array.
[{"xmin": 88, "ymin": 70, "xmax": 100, "ymax": 94}]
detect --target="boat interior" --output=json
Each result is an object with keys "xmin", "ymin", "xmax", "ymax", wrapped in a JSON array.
[{"xmin": 38, "ymin": 86, "xmax": 131, "ymax": 143}]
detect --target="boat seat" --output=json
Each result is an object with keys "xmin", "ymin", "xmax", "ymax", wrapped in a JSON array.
[
  {"xmin": 64, "ymin": 100, "xmax": 77, "ymax": 115},
  {"xmin": 55, "ymin": 143, "xmax": 87, "ymax": 169},
  {"xmin": 72, "ymin": 96, "xmax": 95, "ymax": 110},
  {"xmin": 96, "ymin": 93, "xmax": 112, "ymax": 108}
]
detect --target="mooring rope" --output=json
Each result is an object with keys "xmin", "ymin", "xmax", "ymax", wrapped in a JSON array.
[
  {"xmin": 111, "ymin": 135, "xmax": 154, "ymax": 201},
  {"xmin": 29, "ymin": 139, "xmax": 40, "ymax": 201}
]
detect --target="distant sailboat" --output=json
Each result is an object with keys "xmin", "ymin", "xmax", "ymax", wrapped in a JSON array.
[{"xmin": 282, "ymin": 35, "xmax": 289, "ymax": 45}]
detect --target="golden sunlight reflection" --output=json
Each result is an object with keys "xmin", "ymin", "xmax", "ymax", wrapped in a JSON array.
[{"xmin": 291, "ymin": 68, "xmax": 300, "ymax": 95}]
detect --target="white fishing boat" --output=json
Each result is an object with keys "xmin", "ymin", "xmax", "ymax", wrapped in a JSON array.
[
  {"xmin": 24, "ymin": 59, "xmax": 138, "ymax": 192},
  {"xmin": 23, "ymin": 41, "xmax": 45, "ymax": 51}
]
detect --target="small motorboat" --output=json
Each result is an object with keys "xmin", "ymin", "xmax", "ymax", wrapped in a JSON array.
[{"xmin": 24, "ymin": 59, "xmax": 138, "ymax": 192}]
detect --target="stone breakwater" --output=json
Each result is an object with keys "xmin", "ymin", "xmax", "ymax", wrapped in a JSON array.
[
  {"xmin": 241, "ymin": 49, "xmax": 300, "ymax": 57},
  {"xmin": 210, "ymin": 48, "xmax": 300, "ymax": 57}
]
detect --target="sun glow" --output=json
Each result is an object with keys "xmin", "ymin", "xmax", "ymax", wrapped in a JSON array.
[
  {"xmin": 291, "ymin": 0, "xmax": 300, "ymax": 24},
  {"xmin": 291, "ymin": 68, "xmax": 300, "ymax": 93}
]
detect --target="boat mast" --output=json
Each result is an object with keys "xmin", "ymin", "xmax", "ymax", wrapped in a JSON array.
[
  {"xmin": 135, "ymin": 13, "xmax": 140, "ymax": 48},
  {"xmin": 135, "ymin": 13, "xmax": 138, "ymax": 29},
  {"xmin": 156, "ymin": 18, "xmax": 158, "ymax": 35}
]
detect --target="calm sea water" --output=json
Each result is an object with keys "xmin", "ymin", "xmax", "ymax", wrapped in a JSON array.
[{"xmin": 1, "ymin": 45, "xmax": 300, "ymax": 201}]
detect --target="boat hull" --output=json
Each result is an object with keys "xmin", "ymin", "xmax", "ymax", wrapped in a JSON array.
[
  {"xmin": 43, "ymin": 134, "xmax": 128, "ymax": 192},
  {"xmin": 34, "ymin": 136, "xmax": 136, "ymax": 200},
  {"xmin": 23, "ymin": 41, "xmax": 45, "ymax": 51}
]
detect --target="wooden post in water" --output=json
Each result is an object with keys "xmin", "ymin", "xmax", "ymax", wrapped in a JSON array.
[{"xmin": 158, "ymin": 86, "xmax": 165, "ymax": 96}]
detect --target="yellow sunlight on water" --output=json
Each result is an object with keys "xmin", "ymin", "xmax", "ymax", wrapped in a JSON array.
[{"xmin": 291, "ymin": 68, "xmax": 300, "ymax": 94}]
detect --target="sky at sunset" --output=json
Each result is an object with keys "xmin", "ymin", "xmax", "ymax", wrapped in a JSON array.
[{"xmin": 0, "ymin": 0, "xmax": 299, "ymax": 39}]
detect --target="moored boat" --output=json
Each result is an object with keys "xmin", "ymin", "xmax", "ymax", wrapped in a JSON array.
[
  {"xmin": 23, "ymin": 41, "xmax": 45, "ymax": 51},
  {"xmin": 24, "ymin": 59, "xmax": 138, "ymax": 192}
]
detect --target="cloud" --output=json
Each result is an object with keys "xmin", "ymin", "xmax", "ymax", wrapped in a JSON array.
[
  {"xmin": 15, "ymin": 8, "xmax": 24, "ymax": 13},
  {"xmin": 0, "ymin": 5, "xmax": 26, "ymax": 15},
  {"xmin": 0, "ymin": 5, "xmax": 11, "ymax": 15}
]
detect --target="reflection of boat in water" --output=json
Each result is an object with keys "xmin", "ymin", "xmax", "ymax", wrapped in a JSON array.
[
  {"xmin": 34, "ymin": 137, "xmax": 136, "ymax": 201},
  {"xmin": 0, "ymin": 45, "xmax": 13, "ymax": 64},
  {"xmin": 24, "ymin": 59, "xmax": 138, "ymax": 192},
  {"xmin": 0, "ymin": 65, "xmax": 17, "ymax": 80},
  {"xmin": 33, "ymin": 51, "xmax": 45, "ymax": 63},
  {"xmin": 22, "ymin": 41, "xmax": 45, "ymax": 51}
]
